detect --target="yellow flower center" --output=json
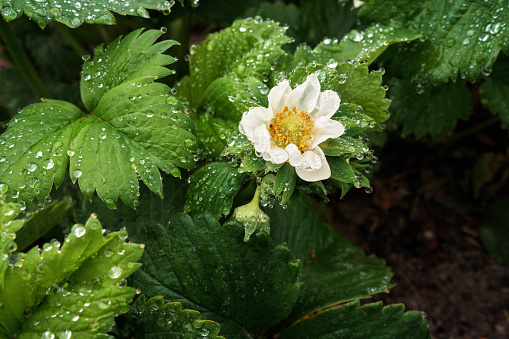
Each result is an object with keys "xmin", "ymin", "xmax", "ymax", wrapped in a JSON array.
[{"xmin": 268, "ymin": 106, "xmax": 314, "ymax": 153}]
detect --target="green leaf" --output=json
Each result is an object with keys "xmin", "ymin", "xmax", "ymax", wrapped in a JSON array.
[
  {"xmin": 278, "ymin": 300, "xmax": 430, "ymax": 339},
  {"xmin": 75, "ymin": 173, "xmax": 188, "ymax": 239},
  {"xmin": 265, "ymin": 192, "xmax": 334, "ymax": 261},
  {"xmin": 0, "ymin": 0, "xmax": 174, "ymax": 28},
  {"xmin": 321, "ymin": 136, "xmax": 368, "ymax": 156},
  {"xmin": 267, "ymin": 193, "xmax": 393, "ymax": 326},
  {"xmin": 0, "ymin": 194, "xmax": 24, "ymax": 289},
  {"xmin": 283, "ymin": 234, "xmax": 393, "ymax": 326},
  {"xmin": 391, "ymin": 79, "xmax": 472, "ymax": 138},
  {"xmin": 15, "ymin": 197, "xmax": 74, "ymax": 252},
  {"xmin": 197, "ymin": 77, "xmax": 259, "ymax": 123},
  {"xmin": 196, "ymin": 114, "xmax": 238, "ymax": 157},
  {"xmin": 480, "ymin": 196, "xmax": 509, "ymax": 265},
  {"xmin": 126, "ymin": 295, "xmax": 223, "ymax": 339},
  {"xmin": 188, "ymin": 18, "xmax": 291, "ymax": 107},
  {"xmin": 129, "ymin": 213, "xmax": 301, "ymax": 338},
  {"xmin": 480, "ymin": 54, "xmax": 509, "ymax": 124},
  {"xmin": 274, "ymin": 163, "xmax": 297, "ymax": 205},
  {"xmin": 0, "ymin": 30, "xmax": 197, "ymax": 208},
  {"xmin": 360, "ymin": 0, "xmax": 509, "ymax": 83},
  {"xmin": 185, "ymin": 162, "xmax": 248, "ymax": 218},
  {"xmin": 311, "ymin": 24, "xmax": 421, "ymax": 65},
  {"xmin": 0, "ymin": 212, "xmax": 144, "ymax": 338},
  {"xmin": 328, "ymin": 157, "xmax": 357, "ymax": 184}
]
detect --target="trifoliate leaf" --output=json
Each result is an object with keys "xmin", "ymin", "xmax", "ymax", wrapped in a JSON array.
[
  {"xmin": 391, "ymin": 79, "xmax": 472, "ymax": 138},
  {"xmin": 0, "ymin": 212, "xmax": 144, "ymax": 338},
  {"xmin": 188, "ymin": 18, "xmax": 292, "ymax": 108},
  {"xmin": 480, "ymin": 54, "xmax": 509, "ymax": 125},
  {"xmin": 480, "ymin": 196, "xmax": 509, "ymax": 265},
  {"xmin": 15, "ymin": 197, "xmax": 73, "ymax": 252},
  {"xmin": 0, "ymin": 0, "xmax": 175, "ymax": 28},
  {"xmin": 360, "ymin": 0, "xmax": 509, "ymax": 83},
  {"xmin": 185, "ymin": 162, "xmax": 248, "ymax": 218},
  {"xmin": 0, "ymin": 30, "xmax": 197, "ymax": 208},
  {"xmin": 0, "ymin": 193, "xmax": 24, "ymax": 289},
  {"xmin": 278, "ymin": 300, "xmax": 430, "ymax": 339},
  {"xmin": 126, "ymin": 295, "xmax": 223, "ymax": 339},
  {"xmin": 129, "ymin": 213, "xmax": 301, "ymax": 338}
]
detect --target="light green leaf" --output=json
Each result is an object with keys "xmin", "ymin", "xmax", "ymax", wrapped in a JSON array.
[
  {"xmin": 0, "ymin": 193, "xmax": 24, "ymax": 289},
  {"xmin": 328, "ymin": 157, "xmax": 357, "ymax": 184},
  {"xmin": 0, "ymin": 30, "xmax": 197, "ymax": 208},
  {"xmin": 360, "ymin": 0, "xmax": 509, "ymax": 83},
  {"xmin": 0, "ymin": 211, "xmax": 144, "ymax": 338},
  {"xmin": 126, "ymin": 295, "xmax": 223, "ymax": 339},
  {"xmin": 188, "ymin": 18, "xmax": 292, "ymax": 108},
  {"xmin": 0, "ymin": 0, "xmax": 174, "ymax": 28},
  {"xmin": 129, "ymin": 213, "xmax": 301, "ymax": 338},
  {"xmin": 480, "ymin": 54, "xmax": 509, "ymax": 124},
  {"xmin": 274, "ymin": 163, "xmax": 296, "ymax": 205},
  {"xmin": 278, "ymin": 300, "xmax": 430, "ymax": 339},
  {"xmin": 15, "ymin": 197, "xmax": 74, "ymax": 252},
  {"xmin": 298, "ymin": 24, "xmax": 420, "ymax": 65},
  {"xmin": 185, "ymin": 162, "xmax": 248, "ymax": 218},
  {"xmin": 321, "ymin": 136, "xmax": 367, "ymax": 156},
  {"xmin": 391, "ymin": 79, "xmax": 471, "ymax": 138}
]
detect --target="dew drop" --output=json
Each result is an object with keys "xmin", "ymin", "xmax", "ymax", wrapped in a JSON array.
[
  {"xmin": 43, "ymin": 159, "xmax": 54, "ymax": 170},
  {"xmin": 108, "ymin": 265, "xmax": 122, "ymax": 279}
]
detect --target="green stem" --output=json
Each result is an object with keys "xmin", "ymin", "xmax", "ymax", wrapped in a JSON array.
[
  {"xmin": 0, "ymin": 18, "xmax": 49, "ymax": 100},
  {"xmin": 442, "ymin": 116, "xmax": 500, "ymax": 144},
  {"xmin": 55, "ymin": 23, "xmax": 85, "ymax": 57},
  {"xmin": 248, "ymin": 186, "xmax": 261, "ymax": 209}
]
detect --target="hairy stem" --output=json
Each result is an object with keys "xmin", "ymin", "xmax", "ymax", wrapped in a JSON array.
[{"xmin": 0, "ymin": 18, "xmax": 49, "ymax": 100}]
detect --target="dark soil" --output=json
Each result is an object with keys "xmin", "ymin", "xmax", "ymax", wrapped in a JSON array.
[{"xmin": 331, "ymin": 130, "xmax": 509, "ymax": 339}]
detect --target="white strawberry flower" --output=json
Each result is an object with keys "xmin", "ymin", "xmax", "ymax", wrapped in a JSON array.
[{"xmin": 239, "ymin": 74, "xmax": 345, "ymax": 182}]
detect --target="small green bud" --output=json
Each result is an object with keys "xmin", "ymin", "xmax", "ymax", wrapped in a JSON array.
[{"xmin": 233, "ymin": 187, "xmax": 270, "ymax": 242}]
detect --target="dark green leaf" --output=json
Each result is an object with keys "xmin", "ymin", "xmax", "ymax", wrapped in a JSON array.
[
  {"xmin": 15, "ymin": 197, "xmax": 74, "ymax": 251},
  {"xmin": 126, "ymin": 295, "xmax": 223, "ymax": 339},
  {"xmin": 360, "ymin": 0, "xmax": 509, "ymax": 83},
  {"xmin": 274, "ymin": 163, "xmax": 297, "ymax": 201},
  {"xmin": 0, "ymin": 0, "xmax": 174, "ymax": 28},
  {"xmin": 391, "ymin": 79, "xmax": 471, "ymax": 138},
  {"xmin": 312, "ymin": 24, "xmax": 420, "ymax": 65},
  {"xmin": 129, "ymin": 213, "xmax": 301, "ymax": 337},
  {"xmin": 321, "ymin": 136, "xmax": 367, "ymax": 156},
  {"xmin": 278, "ymin": 300, "xmax": 430, "ymax": 339},
  {"xmin": 480, "ymin": 54, "xmax": 509, "ymax": 124},
  {"xmin": 185, "ymin": 162, "xmax": 248, "ymax": 218},
  {"xmin": 0, "ymin": 194, "xmax": 24, "ymax": 289},
  {"xmin": 480, "ymin": 196, "xmax": 509, "ymax": 265},
  {"xmin": 197, "ymin": 114, "xmax": 239, "ymax": 157}
]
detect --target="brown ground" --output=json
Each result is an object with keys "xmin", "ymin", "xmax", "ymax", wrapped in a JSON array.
[{"xmin": 331, "ymin": 132, "xmax": 509, "ymax": 339}]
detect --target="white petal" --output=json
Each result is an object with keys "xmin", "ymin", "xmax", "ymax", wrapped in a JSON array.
[
  {"xmin": 353, "ymin": 0, "xmax": 365, "ymax": 8},
  {"xmin": 266, "ymin": 146, "xmax": 289, "ymax": 164},
  {"xmin": 285, "ymin": 74, "xmax": 321, "ymax": 113},
  {"xmin": 268, "ymin": 80, "xmax": 291, "ymax": 113},
  {"xmin": 310, "ymin": 90, "xmax": 341, "ymax": 119},
  {"xmin": 311, "ymin": 117, "xmax": 345, "ymax": 148},
  {"xmin": 285, "ymin": 144, "xmax": 304, "ymax": 167},
  {"xmin": 295, "ymin": 147, "xmax": 331, "ymax": 182},
  {"xmin": 253, "ymin": 125, "xmax": 271, "ymax": 153},
  {"xmin": 239, "ymin": 107, "xmax": 273, "ymax": 141}
]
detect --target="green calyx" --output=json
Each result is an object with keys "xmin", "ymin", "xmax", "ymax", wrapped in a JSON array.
[{"xmin": 233, "ymin": 186, "xmax": 270, "ymax": 242}]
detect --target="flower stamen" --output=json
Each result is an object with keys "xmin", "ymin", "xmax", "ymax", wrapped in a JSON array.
[{"xmin": 268, "ymin": 106, "xmax": 314, "ymax": 153}]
